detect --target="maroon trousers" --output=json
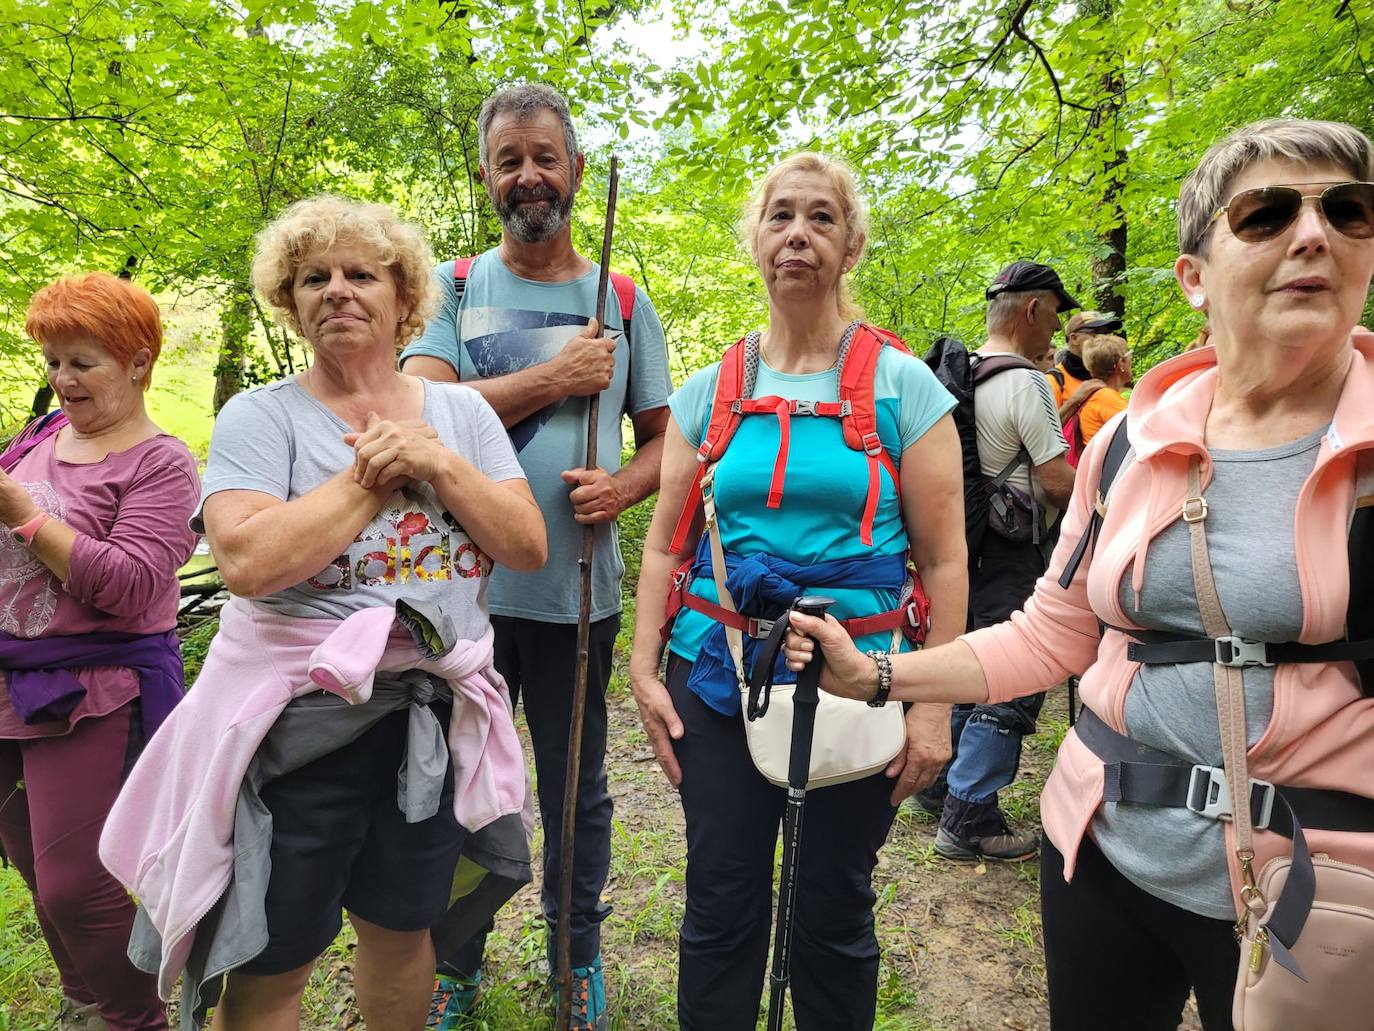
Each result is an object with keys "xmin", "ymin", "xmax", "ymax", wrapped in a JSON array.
[{"xmin": 0, "ymin": 702, "xmax": 167, "ymax": 1030}]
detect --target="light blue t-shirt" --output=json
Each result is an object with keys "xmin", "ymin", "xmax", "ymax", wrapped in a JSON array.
[
  {"xmin": 400, "ymin": 251, "xmax": 672, "ymax": 623},
  {"xmin": 666, "ymin": 344, "xmax": 955, "ymax": 664}
]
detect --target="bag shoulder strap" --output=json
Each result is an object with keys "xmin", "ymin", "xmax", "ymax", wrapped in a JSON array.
[
  {"xmin": 666, "ymin": 339, "xmax": 749, "ymax": 555},
  {"xmin": 1057, "ymin": 418, "xmax": 1133, "ymax": 589},
  {"xmin": 453, "ymin": 255, "xmax": 478, "ymax": 303},
  {"xmin": 610, "ymin": 271, "xmax": 635, "ymax": 345},
  {"xmin": 1182, "ymin": 459, "xmax": 1315, "ymax": 979}
]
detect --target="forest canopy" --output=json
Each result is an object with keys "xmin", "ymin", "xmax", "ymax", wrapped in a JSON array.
[{"xmin": 1, "ymin": 0, "xmax": 1371, "ymax": 426}]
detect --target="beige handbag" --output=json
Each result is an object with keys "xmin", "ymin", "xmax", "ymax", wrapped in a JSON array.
[
  {"xmin": 700, "ymin": 467, "xmax": 906, "ymax": 790},
  {"xmin": 1179, "ymin": 460, "xmax": 1374, "ymax": 1031}
]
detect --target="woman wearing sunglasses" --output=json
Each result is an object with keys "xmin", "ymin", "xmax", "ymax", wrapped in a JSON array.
[{"xmin": 783, "ymin": 117, "xmax": 1374, "ymax": 1030}]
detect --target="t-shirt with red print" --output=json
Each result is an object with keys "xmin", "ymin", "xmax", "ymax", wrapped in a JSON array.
[{"xmin": 194, "ymin": 378, "xmax": 524, "ymax": 641}]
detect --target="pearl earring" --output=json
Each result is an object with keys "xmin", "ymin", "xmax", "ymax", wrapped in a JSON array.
[{"xmin": 1191, "ymin": 292, "xmax": 1205, "ymax": 308}]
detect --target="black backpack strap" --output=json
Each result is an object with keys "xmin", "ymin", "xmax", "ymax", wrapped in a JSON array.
[{"xmin": 1057, "ymin": 419, "xmax": 1132, "ymax": 589}]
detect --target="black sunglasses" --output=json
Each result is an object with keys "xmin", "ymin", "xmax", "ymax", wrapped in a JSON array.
[{"xmin": 1208, "ymin": 181, "xmax": 1374, "ymax": 244}]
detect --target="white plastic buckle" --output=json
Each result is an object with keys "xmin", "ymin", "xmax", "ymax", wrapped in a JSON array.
[
  {"xmin": 861, "ymin": 431, "xmax": 883, "ymax": 457},
  {"xmin": 905, "ymin": 601, "xmax": 927, "ymax": 631},
  {"xmin": 792, "ymin": 400, "xmax": 819, "ymax": 416},
  {"xmin": 1186, "ymin": 765, "xmax": 1233, "ymax": 820},
  {"xmin": 1215, "ymin": 636, "xmax": 1273, "ymax": 668},
  {"xmin": 1186, "ymin": 766, "xmax": 1276, "ymax": 828}
]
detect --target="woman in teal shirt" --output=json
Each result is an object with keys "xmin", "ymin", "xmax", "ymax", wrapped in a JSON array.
[{"xmin": 628, "ymin": 152, "xmax": 967, "ymax": 1030}]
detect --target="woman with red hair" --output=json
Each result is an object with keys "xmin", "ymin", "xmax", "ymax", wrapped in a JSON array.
[{"xmin": 0, "ymin": 271, "xmax": 199, "ymax": 1030}]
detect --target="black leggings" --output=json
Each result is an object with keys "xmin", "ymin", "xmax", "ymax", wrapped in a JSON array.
[
  {"xmin": 668, "ymin": 656, "xmax": 899, "ymax": 1031},
  {"xmin": 1041, "ymin": 836, "xmax": 1239, "ymax": 1030}
]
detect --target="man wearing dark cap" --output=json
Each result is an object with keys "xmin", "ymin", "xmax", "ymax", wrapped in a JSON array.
[
  {"xmin": 919, "ymin": 260, "xmax": 1078, "ymax": 862},
  {"xmin": 1048, "ymin": 309, "xmax": 1125, "ymax": 424}
]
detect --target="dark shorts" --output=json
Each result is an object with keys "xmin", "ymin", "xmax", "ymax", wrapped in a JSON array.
[{"xmin": 239, "ymin": 703, "xmax": 465, "ymax": 975}]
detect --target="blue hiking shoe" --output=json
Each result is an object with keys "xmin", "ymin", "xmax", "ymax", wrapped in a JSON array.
[
  {"xmin": 426, "ymin": 972, "xmax": 481, "ymax": 1030},
  {"xmin": 555, "ymin": 954, "xmax": 609, "ymax": 1030}
]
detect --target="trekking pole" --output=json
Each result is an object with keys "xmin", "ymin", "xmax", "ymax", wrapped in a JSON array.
[
  {"xmin": 766, "ymin": 594, "xmax": 836, "ymax": 1031},
  {"xmin": 1067, "ymin": 675, "xmax": 1079, "ymax": 726},
  {"xmin": 556, "ymin": 154, "xmax": 619, "ymax": 1031}
]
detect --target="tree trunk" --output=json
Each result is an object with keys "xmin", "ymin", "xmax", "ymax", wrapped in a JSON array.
[
  {"xmin": 213, "ymin": 288, "xmax": 254, "ymax": 413},
  {"xmin": 1084, "ymin": 0, "xmax": 1127, "ymax": 318},
  {"xmin": 29, "ymin": 384, "xmax": 54, "ymax": 418}
]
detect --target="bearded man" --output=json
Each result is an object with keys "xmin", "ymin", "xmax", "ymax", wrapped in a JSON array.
[{"xmin": 402, "ymin": 83, "xmax": 671, "ymax": 1031}]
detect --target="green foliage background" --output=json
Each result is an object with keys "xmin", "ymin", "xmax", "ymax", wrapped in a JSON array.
[
  {"xmin": 3, "ymin": 0, "xmax": 1368, "ymax": 421},
  {"xmin": 1, "ymin": 0, "xmax": 1373, "ymax": 1027}
]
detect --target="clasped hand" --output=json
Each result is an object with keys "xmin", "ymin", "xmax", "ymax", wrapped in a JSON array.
[{"xmin": 344, "ymin": 412, "xmax": 445, "ymax": 492}]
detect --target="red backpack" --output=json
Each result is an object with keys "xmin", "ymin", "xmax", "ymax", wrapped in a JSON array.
[
  {"xmin": 667, "ymin": 323, "xmax": 911, "ymax": 554},
  {"xmin": 662, "ymin": 322, "xmax": 929, "ymax": 645}
]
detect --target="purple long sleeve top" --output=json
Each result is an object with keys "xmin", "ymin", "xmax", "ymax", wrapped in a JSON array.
[{"xmin": 0, "ymin": 430, "xmax": 200, "ymax": 739}]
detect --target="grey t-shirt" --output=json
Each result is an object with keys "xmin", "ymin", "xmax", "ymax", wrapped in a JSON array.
[
  {"xmin": 195, "ymin": 378, "xmax": 525, "ymax": 640},
  {"xmin": 972, "ymin": 347, "xmax": 1069, "ymax": 526},
  {"xmin": 399, "ymin": 252, "xmax": 673, "ymax": 623},
  {"xmin": 1093, "ymin": 426, "xmax": 1324, "ymax": 919}
]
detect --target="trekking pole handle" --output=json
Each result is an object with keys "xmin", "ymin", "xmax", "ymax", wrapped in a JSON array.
[{"xmin": 790, "ymin": 594, "xmax": 835, "ymax": 708}]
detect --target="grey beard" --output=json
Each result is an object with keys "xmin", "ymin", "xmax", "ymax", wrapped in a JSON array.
[{"xmin": 496, "ymin": 192, "xmax": 575, "ymax": 243}]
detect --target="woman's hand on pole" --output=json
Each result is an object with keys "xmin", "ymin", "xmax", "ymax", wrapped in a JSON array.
[
  {"xmin": 783, "ymin": 612, "xmax": 876, "ymax": 701},
  {"xmin": 630, "ymin": 673, "xmax": 684, "ymax": 788},
  {"xmin": 885, "ymin": 705, "xmax": 952, "ymax": 804}
]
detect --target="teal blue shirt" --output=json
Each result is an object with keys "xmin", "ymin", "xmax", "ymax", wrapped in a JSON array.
[
  {"xmin": 401, "ymin": 251, "xmax": 672, "ymax": 623},
  {"xmin": 666, "ymin": 345, "xmax": 955, "ymax": 662}
]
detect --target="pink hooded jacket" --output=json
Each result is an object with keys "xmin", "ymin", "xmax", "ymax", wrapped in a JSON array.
[
  {"xmin": 964, "ymin": 330, "xmax": 1374, "ymax": 906},
  {"xmin": 99, "ymin": 598, "xmax": 529, "ymax": 998}
]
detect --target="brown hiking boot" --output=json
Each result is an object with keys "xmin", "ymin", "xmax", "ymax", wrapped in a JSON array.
[{"xmin": 935, "ymin": 797, "xmax": 1039, "ymax": 862}]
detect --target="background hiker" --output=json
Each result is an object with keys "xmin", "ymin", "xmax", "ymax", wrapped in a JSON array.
[
  {"xmin": 914, "ymin": 260, "xmax": 1076, "ymax": 862},
  {"xmin": 629, "ymin": 151, "xmax": 967, "ymax": 1031},
  {"xmin": 785, "ymin": 117, "xmax": 1374, "ymax": 1031},
  {"xmin": 0, "ymin": 272, "xmax": 200, "ymax": 1031},
  {"xmin": 1048, "ymin": 309, "xmax": 1124, "ymax": 425},
  {"xmin": 400, "ymin": 83, "xmax": 671, "ymax": 1030},
  {"xmin": 1075, "ymin": 334, "xmax": 1132, "ymax": 447},
  {"xmin": 117, "ymin": 197, "xmax": 544, "ymax": 1031}
]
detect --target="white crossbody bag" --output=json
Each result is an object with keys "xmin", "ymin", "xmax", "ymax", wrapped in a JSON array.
[{"xmin": 700, "ymin": 467, "xmax": 906, "ymax": 790}]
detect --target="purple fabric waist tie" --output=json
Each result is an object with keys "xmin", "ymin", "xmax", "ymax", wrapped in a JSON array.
[{"xmin": 0, "ymin": 629, "xmax": 185, "ymax": 739}]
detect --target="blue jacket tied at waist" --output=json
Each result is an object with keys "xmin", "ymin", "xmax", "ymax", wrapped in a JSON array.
[{"xmin": 686, "ymin": 537, "xmax": 908, "ymax": 715}]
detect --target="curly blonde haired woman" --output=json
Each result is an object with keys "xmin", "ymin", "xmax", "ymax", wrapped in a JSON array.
[{"xmin": 103, "ymin": 197, "xmax": 546, "ymax": 1031}]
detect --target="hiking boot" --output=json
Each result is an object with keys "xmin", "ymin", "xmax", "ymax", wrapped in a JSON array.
[
  {"xmin": 935, "ymin": 796, "xmax": 1038, "ymax": 862},
  {"xmin": 908, "ymin": 786, "xmax": 945, "ymax": 816},
  {"xmin": 427, "ymin": 972, "xmax": 481, "ymax": 1030},
  {"xmin": 554, "ymin": 953, "xmax": 609, "ymax": 1030},
  {"xmin": 58, "ymin": 998, "xmax": 108, "ymax": 1031}
]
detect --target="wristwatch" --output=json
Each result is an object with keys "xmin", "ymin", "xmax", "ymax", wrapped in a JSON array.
[
  {"xmin": 865, "ymin": 650, "xmax": 893, "ymax": 707},
  {"xmin": 10, "ymin": 511, "xmax": 50, "ymax": 547}
]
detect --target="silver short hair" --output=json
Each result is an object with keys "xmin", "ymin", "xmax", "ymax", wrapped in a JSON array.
[
  {"xmin": 1178, "ymin": 118, "xmax": 1374, "ymax": 256},
  {"xmin": 477, "ymin": 84, "xmax": 580, "ymax": 168},
  {"xmin": 986, "ymin": 290, "xmax": 1053, "ymax": 335}
]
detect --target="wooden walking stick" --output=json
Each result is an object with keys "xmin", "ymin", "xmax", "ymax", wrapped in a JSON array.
[{"xmin": 556, "ymin": 154, "xmax": 619, "ymax": 1031}]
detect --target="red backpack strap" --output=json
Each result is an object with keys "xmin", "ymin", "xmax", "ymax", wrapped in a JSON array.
[
  {"xmin": 667, "ymin": 339, "xmax": 748, "ymax": 555},
  {"xmin": 610, "ymin": 272, "xmax": 635, "ymax": 344},
  {"xmin": 453, "ymin": 256, "xmax": 477, "ymax": 303},
  {"xmin": 839, "ymin": 324, "xmax": 903, "ymax": 546}
]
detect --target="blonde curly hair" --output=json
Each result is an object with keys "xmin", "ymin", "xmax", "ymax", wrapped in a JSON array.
[
  {"xmin": 740, "ymin": 152, "xmax": 869, "ymax": 321},
  {"xmin": 251, "ymin": 196, "xmax": 440, "ymax": 350}
]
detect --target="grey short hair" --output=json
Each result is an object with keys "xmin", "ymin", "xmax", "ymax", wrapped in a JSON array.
[
  {"xmin": 1178, "ymin": 118, "xmax": 1374, "ymax": 256},
  {"xmin": 986, "ymin": 290, "xmax": 1053, "ymax": 335},
  {"xmin": 477, "ymin": 84, "xmax": 580, "ymax": 168}
]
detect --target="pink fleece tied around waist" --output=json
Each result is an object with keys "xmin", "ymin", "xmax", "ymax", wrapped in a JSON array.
[{"xmin": 307, "ymin": 607, "xmax": 525, "ymax": 832}]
